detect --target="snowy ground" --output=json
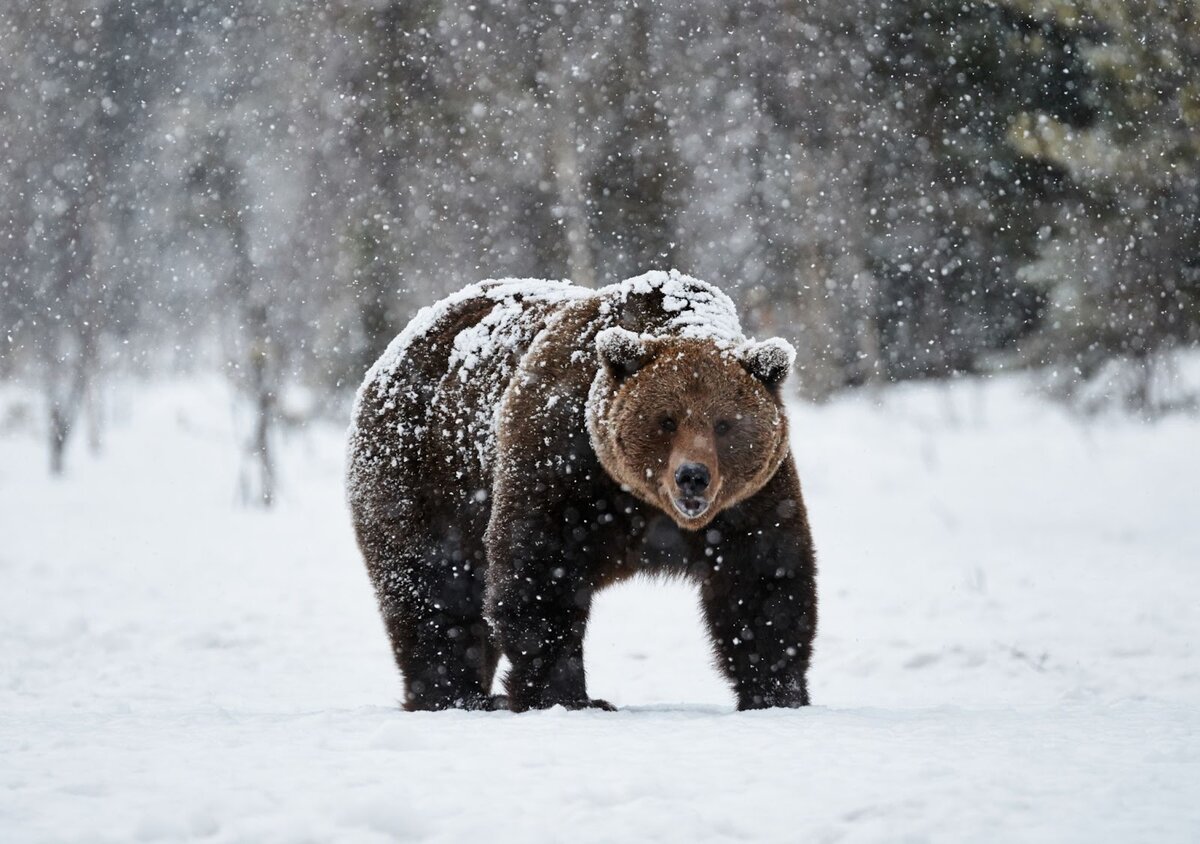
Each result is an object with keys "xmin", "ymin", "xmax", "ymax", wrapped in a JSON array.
[{"xmin": 2, "ymin": 374, "xmax": 1199, "ymax": 842}]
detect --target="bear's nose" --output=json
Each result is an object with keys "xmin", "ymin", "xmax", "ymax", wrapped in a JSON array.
[{"xmin": 675, "ymin": 462, "xmax": 711, "ymax": 496}]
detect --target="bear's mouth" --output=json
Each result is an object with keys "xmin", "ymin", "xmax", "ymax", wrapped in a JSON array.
[{"xmin": 672, "ymin": 496, "xmax": 710, "ymax": 520}]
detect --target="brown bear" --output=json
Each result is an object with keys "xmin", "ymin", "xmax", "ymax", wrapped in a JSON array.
[{"xmin": 346, "ymin": 270, "xmax": 817, "ymax": 712}]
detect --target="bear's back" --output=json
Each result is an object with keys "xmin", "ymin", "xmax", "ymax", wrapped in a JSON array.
[
  {"xmin": 347, "ymin": 279, "xmax": 588, "ymax": 515},
  {"xmin": 347, "ymin": 270, "xmax": 748, "ymax": 519}
]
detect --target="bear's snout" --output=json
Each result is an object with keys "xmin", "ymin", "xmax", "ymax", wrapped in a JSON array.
[
  {"xmin": 664, "ymin": 431, "xmax": 722, "ymax": 524},
  {"xmin": 675, "ymin": 462, "xmax": 711, "ymax": 496},
  {"xmin": 669, "ymin": 461, "xmax": 717, "ymax": 521}
]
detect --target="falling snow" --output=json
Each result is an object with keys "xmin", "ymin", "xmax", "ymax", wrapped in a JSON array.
[{"xmin": 3, "ymin": 1, "xmax": 1199, "ymax": 840}]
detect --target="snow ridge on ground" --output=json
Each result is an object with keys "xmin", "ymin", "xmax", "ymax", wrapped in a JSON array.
[{"xmin": 2, "ymin": 375, "xmax": 1199, "ymax": 842}]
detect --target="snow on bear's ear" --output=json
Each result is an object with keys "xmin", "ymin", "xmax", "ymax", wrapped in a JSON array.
[
  {"xmin": 740, "ymin": 337, "xmax": 796, "ymax": 389},
  {"xmin": 596, "ymin": 327, "xmax": 654, "ymax": 379}
]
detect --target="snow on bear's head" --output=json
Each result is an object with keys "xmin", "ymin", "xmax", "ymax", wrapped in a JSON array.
[{"xmin": 587, "ymin": 327, "xmax": 795, "ymax": 530}]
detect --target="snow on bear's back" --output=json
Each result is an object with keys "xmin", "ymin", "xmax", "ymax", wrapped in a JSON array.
[
  {"xmin": 356, "ymin": 278, "xmax": 588, "ymax": 405},
  {"xmin": 357, "ymin": 272, "xmax": 742, "ymax": 407},
  {"xmin": 598, "ymin": 269, "xmax": 746, "ymax": 348},
  {"xmin": 348, "ymin": 278, "xmax": 588, "ymax": 481}
]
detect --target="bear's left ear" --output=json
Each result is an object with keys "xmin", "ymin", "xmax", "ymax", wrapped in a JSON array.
[
  {"xmin": 740, "ymin": 338, "xmax": 796, "ymax": 389},
  {"xmin": 596, "ymin": 327, "xmax": 654, "ymax": 379}
]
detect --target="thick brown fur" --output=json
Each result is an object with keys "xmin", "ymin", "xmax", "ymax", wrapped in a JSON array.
[{"xmin": 347, "ymin": 274, "xmax": 817, "ymax": 712}]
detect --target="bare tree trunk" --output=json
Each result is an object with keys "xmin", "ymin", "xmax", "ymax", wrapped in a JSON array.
[
  {"xmin": 85, "ymin": 380, "xmax": 103, "ymax": 455},
  {"xmin": 188, "ymin": 134, "xmax": 278, "ymax": 507},
  {"xmin": 791, "ymin": 245, "xmax": 847, "ymax": 401},
  {"xmin": 552, "ymin": 126, "xmax": 594, "ymax": 287},
  {"xmin": 48, "ymin": 400, "xmax": 71, "ymax": 476},
  {"xmin": 47, "ymin": 336, "xmax": 93, "ymax": 475},
  {"xmin": 244, "ymin": 304, "xmax": 276, "ymax": 508},
  {"xmin": 231, "ymin": 241, "xmax": 277, "ymax": 509},
  {"xmin": 843, "ymin": 156, "xmax": 883, "ymax": 387},
  {"xmin": 45, "ymin": 195, "xmax": 98, "ymax": 475},
  {"xmin": 540, "ymin": 25, "xmax": 595, "ymax": 287}
]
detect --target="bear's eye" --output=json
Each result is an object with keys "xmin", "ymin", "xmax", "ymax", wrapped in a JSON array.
[
  {"xmin": 714, "ymin": 420, "xmax": 732, "ymax": 436},
  {"xmin": 660, "ymin": 417, "xmax": 677, "ymax": 433}
]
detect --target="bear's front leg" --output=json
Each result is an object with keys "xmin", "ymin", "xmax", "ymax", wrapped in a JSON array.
[
  {"xmin": 486, "ymin": 514, "xmax": 614, "ymax": 713},
  {"xmin": 700, "ymin": 501, "xmax": 817, "ymax": 710},
  {"xmin": 702, "ymin": 560, "xmax": 816, "ymax": 709}
]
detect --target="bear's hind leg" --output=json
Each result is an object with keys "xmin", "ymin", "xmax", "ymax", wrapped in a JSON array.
[
  {"xmin": 368, "ymin": 530, "xmax": 502, "ymax": 711},
  {"xmin": 390, "ymin": 601, "xmax": 500, "ymax": 711}
]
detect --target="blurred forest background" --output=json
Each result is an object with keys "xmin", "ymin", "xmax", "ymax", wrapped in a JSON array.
[{"xmin": 2, "ymin": 0, "xmax": 1199, "ymax": 493}]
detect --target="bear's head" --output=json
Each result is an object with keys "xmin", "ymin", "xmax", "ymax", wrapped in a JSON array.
[{"xmin": 587, "ymin": 327, "xmax": 795, "ymax": 530}]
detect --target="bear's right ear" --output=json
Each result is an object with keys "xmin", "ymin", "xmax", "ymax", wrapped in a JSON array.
[{"xmin": 596, "ymin": 327, "xmax": 654, "ymax": 380}]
